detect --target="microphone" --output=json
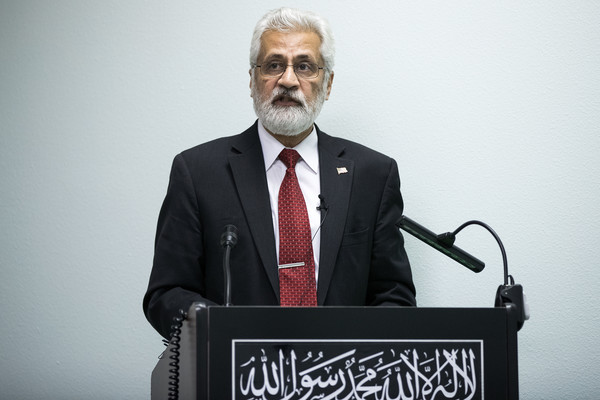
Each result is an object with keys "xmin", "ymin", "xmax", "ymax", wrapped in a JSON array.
[
  {"xmin": 313, "ymin": 195, "xmax": 329, "ymax": 242},
  {"xmin": 220, "ymin": 225, "xmax": 238, "ymax": 306},
  {"xmin": 397, "ymin": 216, "xmax": 485, "ymax": 273},
  {"xmin": 398, "ymin": 215, "xmax": 529, "ymax": 330},
  {"xmin": 220, "ymin": 224, "xmax": 238, "ymax": 248},
  {"xmin": 317, "ymin": 194, "xmax": 328, "ymax": 211}
]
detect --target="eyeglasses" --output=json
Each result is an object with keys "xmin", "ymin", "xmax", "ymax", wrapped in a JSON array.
[{"xmin": 254, "ymin": 61, "xmax": 324, "ymax": 79}]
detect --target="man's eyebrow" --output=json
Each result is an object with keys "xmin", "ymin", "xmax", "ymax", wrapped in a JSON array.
[
  {"xmin": 263, "ymin": 54, "xmax": 317, "ymax": 62},
  {"xmin": 294, "ymin": 54, "xmax": 315, "ymax": 61},
  {"xmin": 263, "ymin": 53, "xmax": 285, "ymax": 60}
]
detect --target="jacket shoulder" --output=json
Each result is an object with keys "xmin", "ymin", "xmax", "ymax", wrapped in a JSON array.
[
  {"xmin": 177, "ymin": 123, "xmax": 260, "ymax": 164},
  {"xmin": 318, "ymin": 128, "xmax": 395, "ymax": 165}
]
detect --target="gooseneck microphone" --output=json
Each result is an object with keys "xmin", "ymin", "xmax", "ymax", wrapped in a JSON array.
[
  {"xmin": 397, "ymin": 216, "xmax": 485, "ymax": 273},
  {"xmin": 220, "ymin": 224, "xmax": 238, "ymax": 248},
  {"xmin": 220, "ymin": 224, "xmax": 238, "ymax": 306},
  {"xmin": 398, "ymin": 215, "xmax": 529, "ymax": 330}
]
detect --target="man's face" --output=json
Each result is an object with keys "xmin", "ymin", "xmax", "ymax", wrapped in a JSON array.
[{"xmin": 250, "ymin": 30, "xmax": 333, "ymax": 137}]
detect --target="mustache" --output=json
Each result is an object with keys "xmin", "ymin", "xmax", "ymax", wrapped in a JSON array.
[{"xmin": 270, "ymin": 88, "xmax": 307, "ymax": 107}]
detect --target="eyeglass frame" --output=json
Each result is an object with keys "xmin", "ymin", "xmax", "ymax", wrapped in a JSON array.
[{"xmin": 253, "ymin": 62, "xmax": 325, "ymax": 80}]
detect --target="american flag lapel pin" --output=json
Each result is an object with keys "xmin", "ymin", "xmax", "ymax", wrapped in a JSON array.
[{"xmin": 337, "ymin": 167, "xmax": 348, "ymax": 175}]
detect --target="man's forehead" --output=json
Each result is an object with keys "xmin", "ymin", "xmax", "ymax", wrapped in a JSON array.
[{"xmin": 259, "ymin": 30, "xmax": 322, "ymax": 60}]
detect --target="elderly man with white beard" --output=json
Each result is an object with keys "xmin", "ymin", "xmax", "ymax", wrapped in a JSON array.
[{"xmin": 144, "ymin": 7, "xmax": 416, "ymax": 339}]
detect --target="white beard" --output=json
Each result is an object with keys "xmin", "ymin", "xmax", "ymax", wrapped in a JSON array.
[{"xmin": 252, "ymin": 79, "xmax": 328, "ymax": 137}]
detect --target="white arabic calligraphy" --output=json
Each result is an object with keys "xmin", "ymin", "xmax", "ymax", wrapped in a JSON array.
[{"xmin": 237, "ymin": 342, "xmax": 481, "ymax": 400}]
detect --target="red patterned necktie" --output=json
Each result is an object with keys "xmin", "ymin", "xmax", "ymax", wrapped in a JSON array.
[{"xmin": 277, "ymin": 148, "xmax": 318, "ymax": 307}]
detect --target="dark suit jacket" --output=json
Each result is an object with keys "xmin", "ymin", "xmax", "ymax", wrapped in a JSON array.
[{"xmin": 143, "ymin": 122, "xmax": 416, "ymax": 338}]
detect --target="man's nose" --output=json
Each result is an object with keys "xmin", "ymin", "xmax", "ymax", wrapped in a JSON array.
[{"xmin": 277, "ymin": 65, "xmax": 300, "ymax": 89}]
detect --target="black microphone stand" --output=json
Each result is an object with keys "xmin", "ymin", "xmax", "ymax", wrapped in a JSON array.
[{"xmin": 220, "ymin": 225, "xmax": 238, "ymax": 307}]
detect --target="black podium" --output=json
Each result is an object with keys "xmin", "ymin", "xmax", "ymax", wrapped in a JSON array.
[{"xmin": 152, "ymin": 304, "xmax": 519, "ymax": 399}]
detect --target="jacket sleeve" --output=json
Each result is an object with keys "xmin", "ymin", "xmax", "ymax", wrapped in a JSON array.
[
  {"xmin": 143, "ymin": 154, "xmax": 217, "ymax": 339},
  {"xmin": 365, "ymin": 158, "xmax": 417, "ymax": 307}
]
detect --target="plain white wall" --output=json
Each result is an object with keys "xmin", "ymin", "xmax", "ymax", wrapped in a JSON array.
[{"xmin": 1, "ymin": 0, "xmax": 599, "ymax": 398}]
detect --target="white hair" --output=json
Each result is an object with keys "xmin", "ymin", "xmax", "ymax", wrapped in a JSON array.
[{"xmin": 249, "ymin": 7, "xmax": 335, "ymax": 75}]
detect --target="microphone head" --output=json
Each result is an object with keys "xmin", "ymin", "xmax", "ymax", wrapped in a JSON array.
[
  {"xmin": 220, "ymin": 224, "xmax": 238, "ymax": 247},
  {"xmin": 317, "ymin": 194, "xmax": 328, "ymax": 211}
]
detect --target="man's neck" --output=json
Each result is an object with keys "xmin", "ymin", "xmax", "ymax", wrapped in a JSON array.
[{"xmin": 266, "ymin": 125, "xmax": 314, "ymax": 148}]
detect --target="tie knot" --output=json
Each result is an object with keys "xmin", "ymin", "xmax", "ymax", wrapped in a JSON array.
[{"xmin": 278, "ymin": 148, "xmax": 301, "ymax": 169}]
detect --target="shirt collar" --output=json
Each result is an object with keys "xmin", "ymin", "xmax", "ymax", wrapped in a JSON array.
[{"xmin": 257, "ymin": 120, "xmax": 319, "ymax": 174}]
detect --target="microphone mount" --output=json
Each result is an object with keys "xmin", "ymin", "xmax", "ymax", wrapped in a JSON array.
[{"xmin": 436, "ymin": 220, "xmax": 509, "ymax": 285}]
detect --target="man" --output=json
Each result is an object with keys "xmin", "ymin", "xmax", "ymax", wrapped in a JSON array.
[{"xmin": 144, "ymin": 7, "xmax": 416, "ymax": 339}]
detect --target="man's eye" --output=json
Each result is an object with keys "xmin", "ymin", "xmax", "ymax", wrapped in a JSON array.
[
  {"xmin": 265, "ymin": 62, "xmax": 284, "ymax": 72},
  {"xmin": 296, "ymin": 62, "xmax": 311, "ymax": 71}
]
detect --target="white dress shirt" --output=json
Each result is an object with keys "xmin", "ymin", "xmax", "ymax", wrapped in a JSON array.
[{"xmin": 257, "ymin": 120, "xmax": 322, "ymax": 280}]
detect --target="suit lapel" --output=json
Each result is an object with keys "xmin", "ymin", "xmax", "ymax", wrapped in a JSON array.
[
  {"xmin": 316, "ymin": 130, "xmax": 354, "ymax": 304},
  {"xmin": 228, "ymin": 124, "xmax": 280, "ymax": 299}
]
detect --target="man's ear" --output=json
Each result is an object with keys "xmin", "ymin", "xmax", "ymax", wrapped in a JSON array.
[
  {"xmin": 249, "ymin": 69, "xmax": 254, "ymax": 97},
  {"xmin": 325, "ymin": 71, "xmax": 334, "ymax": 100}
]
